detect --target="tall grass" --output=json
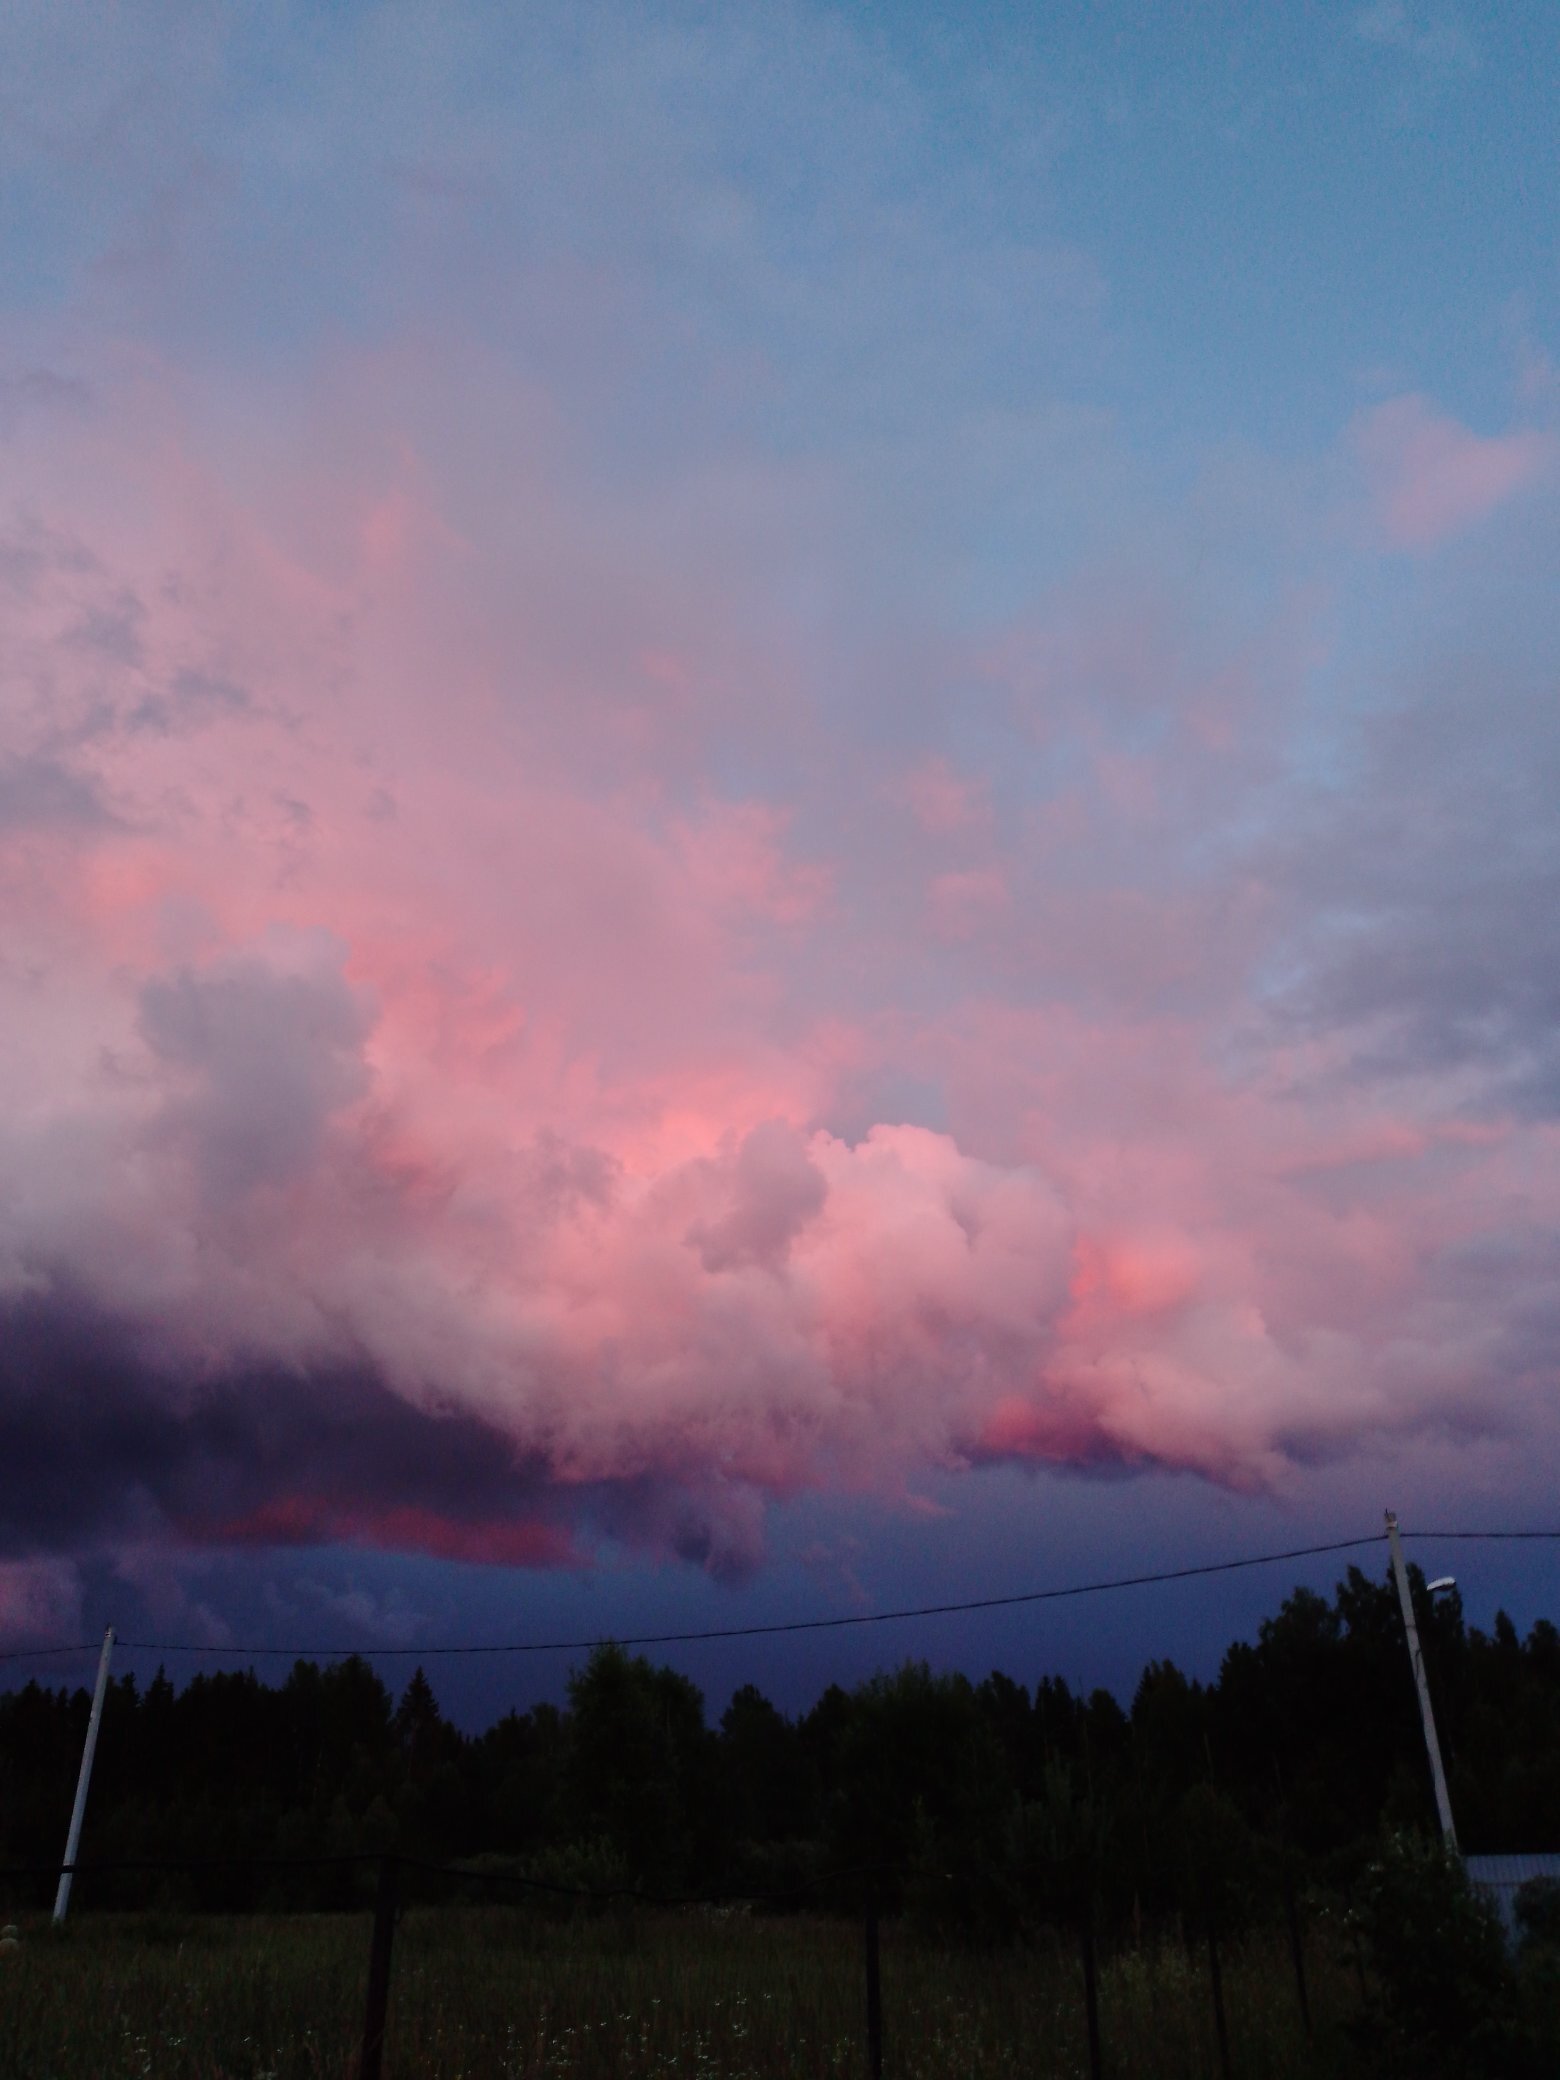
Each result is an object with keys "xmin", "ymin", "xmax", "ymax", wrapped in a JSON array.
[{"xmin": 0, "ymin": 1907, "xmax": 1361, "ymax": 2079}]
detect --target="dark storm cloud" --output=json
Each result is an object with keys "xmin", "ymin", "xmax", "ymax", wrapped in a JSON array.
[
  {"xmin": 0, "ymin": 1287, "xmax": 567, "ymax": 1562},
  {"xmin": 0, "ymin": 1287, "xmax": 786, "ymax": 1577}
]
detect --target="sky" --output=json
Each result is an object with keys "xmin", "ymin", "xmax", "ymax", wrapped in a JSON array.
[{"xmin": 1, "ymin": 0, "xmax": 1557, "ymax": 1724}]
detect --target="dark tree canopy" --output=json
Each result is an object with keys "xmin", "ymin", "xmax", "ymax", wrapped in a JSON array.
[{"xmin": 2, "ymin": 1565, "xmax": 1557, "ymax": 1920}]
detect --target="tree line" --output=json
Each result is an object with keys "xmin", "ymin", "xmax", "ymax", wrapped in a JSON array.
[{"xmin": 2, "ymin": 1563, "xmax": 1557, "ymax": 1925}]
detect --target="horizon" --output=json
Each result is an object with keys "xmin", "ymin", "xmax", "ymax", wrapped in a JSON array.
[
  {"xmin": 8, "ymin": 1530, "xmax": 1553, "ymax": 1734},
  {"xmin": 2, "ymin": 2, "xmax": 1558, "ymax": 1726}
]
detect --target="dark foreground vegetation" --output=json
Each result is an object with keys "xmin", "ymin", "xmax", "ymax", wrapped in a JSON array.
[
  {"xmin": 1, "ymin": 1856, "xmax": 1558, "ymax": 2080},
  {"xmin": 1, "ymin": 1562, "xmax": 1558, "ymax": 2075},
  {"xmin": 0, "ymin": 1904, "xmax": 1401, "ymax": 2080},
  {"xmin": 0, "ymin": 1905, "xmax": 1381, "ymax": 2080}
]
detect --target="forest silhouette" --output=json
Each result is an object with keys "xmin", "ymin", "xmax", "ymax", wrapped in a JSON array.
[{"xmin": 3, "ymin": 1563, "xmax": 1557, "ymax": 1922}]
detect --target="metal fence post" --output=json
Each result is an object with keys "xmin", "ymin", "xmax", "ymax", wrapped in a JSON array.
[
  {"xmin": 1281, "ymin": 1871, "xmax": 1312, "ymax": 2039},
  {"xmin": 864, "ymin": 1890, "xmax": 883, "ymax": 2080},
  {"xmin": 1079, "ymin": 1906, "xmax": 1103, "ymax": 2080},
  {"xmin": 1205, "ymin": 1903, "xmax": 1232, "ymax": 2080},
  {"xmin": 360, "ymin": 1856, "xmax": 400, "ymax": 2080},
  {"xmin": 1344, "ymin": 1885, "xmax": 1369, "ymax": 2008}
]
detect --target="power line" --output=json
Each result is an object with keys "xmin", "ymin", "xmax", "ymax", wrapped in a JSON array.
[
  {"xmin": 1, "ymin": 1532, "xmax": 1377, "ymax": 1661},
  {"xmin": 1413, "ymin": 1530, "xmax": 1560, "ymax": 1541},
  {"xmin": 122, "ymin": 1534, "xmax": 1393, "ymax": 1655},
  {"xmin": 1, "ymin": 1526, "xmax": 1553, "ymax": 1667}
]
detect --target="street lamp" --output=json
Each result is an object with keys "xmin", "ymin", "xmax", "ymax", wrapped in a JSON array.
[{"xmin": 1384, "ymin": 1511, "xmax": 1458, "ymax": 1851}]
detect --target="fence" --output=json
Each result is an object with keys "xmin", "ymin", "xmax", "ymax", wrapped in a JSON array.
[{"xmin": 0, "ymin": 1846, "xmax": 1334, "ymax": 2080}]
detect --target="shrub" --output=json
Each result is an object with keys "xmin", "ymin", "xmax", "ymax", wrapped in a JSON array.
[
  {"xmin": 1514, "ymin": 1875, "xmax": 1560, "ymax": 1950},
  {"xmin": 1351, "ymin": 1830, "xmax": 1514, "ymax": 2076}
]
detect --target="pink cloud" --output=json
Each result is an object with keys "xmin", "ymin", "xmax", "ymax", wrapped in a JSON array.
[
  {"xmin": 674, "ymin": 800, "xmax": 834, "ymax": 929},
  {"xmin": 1, "ymin": 339, "xmax": 1558, "ymax": 1585},
  {"xmin": 927, "ymin": 865, "xmax": 1009, "ymax": 940},
  {"xmin": 890, "ymin": 756, "xmax": 989, "ymax": 835},
  {"xmin": 1355, "ymin": 393, "xmax": 1553, "ymax": 549},
  {"xmin": 192, "ymin": 1498, "xmax": 579, "ymax": 1570},
  {"xmin": 1069, "ymin": 1230, "xmax": 1203, "ymax": 1320}
]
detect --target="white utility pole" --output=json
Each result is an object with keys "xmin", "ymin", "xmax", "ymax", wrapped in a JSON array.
[
  {"xmin": 1384, "ymin": 1512, "xmax": 1457, "ymax": 1850},
  {"xmin": 53, "ymin": 1625, "xmax": 115, "ymax": 1924}
]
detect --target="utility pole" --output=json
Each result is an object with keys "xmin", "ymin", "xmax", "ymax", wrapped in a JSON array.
[
  {"xmin": 1384, "ymin": 1512, "xmax": 1457, "ymax": 1850},
  {"xmin": 53, "ymin": 1626, "xmax": 115, "ymax": 1924}
]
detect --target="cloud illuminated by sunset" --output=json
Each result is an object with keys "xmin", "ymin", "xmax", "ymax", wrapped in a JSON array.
[{"xmin": 1, "ymin": 3, "xmax": 1557, "ymax": 1630}]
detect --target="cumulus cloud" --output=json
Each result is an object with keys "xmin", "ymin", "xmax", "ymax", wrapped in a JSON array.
[
  {"xmin": 0, "ymin": 1, "xmax": 1555, "ymax": 1607},
  {"xmin": 0, "ymin": 365, "xmax": 1555, "ymax": 1581},
  {"xmin": 138, "ymin": 935, "xmax": 372, "ymax": 1202},
  {"xmin": 686, "ymin": 1121, "xmax": 828, "ymax": 1274}
]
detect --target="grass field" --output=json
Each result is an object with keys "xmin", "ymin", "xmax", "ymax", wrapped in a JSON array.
[{"xmin": 0, "ymin": 1905, "xmax": 1361, "ymax": 2080}]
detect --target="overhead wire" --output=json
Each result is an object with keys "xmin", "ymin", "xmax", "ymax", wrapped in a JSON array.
[{"xmin": 0, "ymin": 1526, "xmax": 1552, "ymax": 1666}]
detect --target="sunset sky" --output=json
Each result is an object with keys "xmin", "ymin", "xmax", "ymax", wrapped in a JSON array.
[{"xmin": 2, "ymin": 1, "xmax": 1557, "ymax": 1717}]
